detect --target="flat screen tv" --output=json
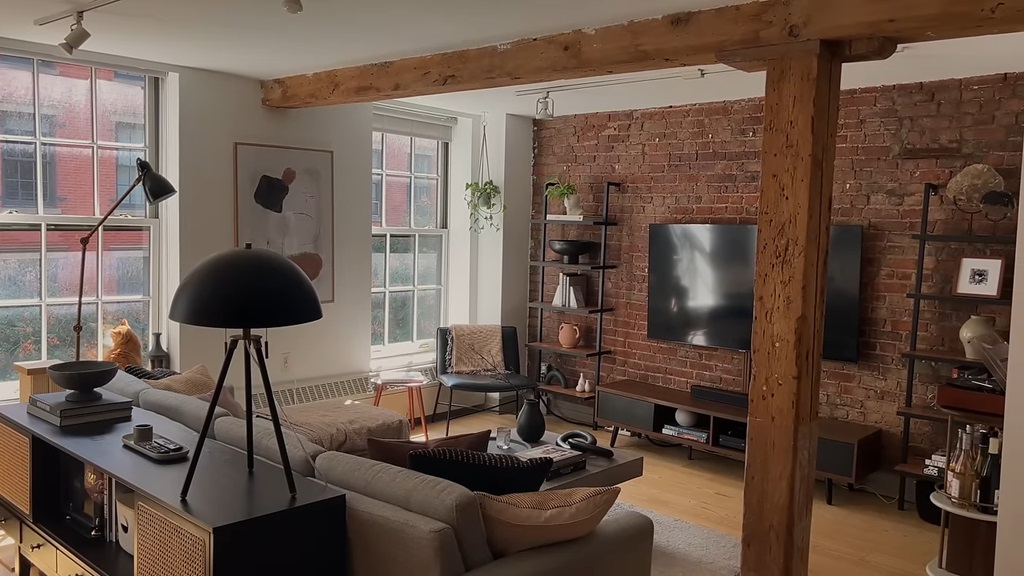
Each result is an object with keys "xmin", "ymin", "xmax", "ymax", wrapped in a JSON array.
[{"xmin": 647, "ymin": 223, "xmax": 862, "ymax": 363}]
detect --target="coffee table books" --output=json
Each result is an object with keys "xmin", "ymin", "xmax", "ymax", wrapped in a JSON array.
[{"xmin": 516, "ymin": 444, "xmax": 587, "ymax": 479}]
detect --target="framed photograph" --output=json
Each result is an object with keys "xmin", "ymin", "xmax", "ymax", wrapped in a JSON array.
[
  {"xmin": 953, "ymin": 257, "xmax": 1005, "ymax": 299},
  {"xmin": 234, "ymin": 142, "xmax": 335, "ymax": 303}
]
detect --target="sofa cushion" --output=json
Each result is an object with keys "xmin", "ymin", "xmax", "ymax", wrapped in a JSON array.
[
  {"xmin": 146, "ymin": 365, "xmax": 216, "ymax": 396},
  {"xmin": 101, "ymin": 371, "xmax": 151, "ymax": 406},
  {"xmin": 315, "ymin": 450, "xmax": 493, "ymax": 570},
  {"xmin": 408, "ymin": 448, "xmax": 553, "ymax": 496},
  {"xmin": 214, "ymin": 416, "xmax": 324, "ymax": 477},
  {"xmin": 476, "ymin": 487, "xmax": 621, "ymax": 557},
  {"xmin": 367, "ymin": 430, "xmax": 491, "ymax": 468},
  {"xmin": 138, "ymin": 388, "xmax": 228, "ymax": 434},
  {"xmin": 344, "ymin": 491, "xmax": 464, "ymax": 576},
  {"xmin": 196, "ymin": 386, "xmax": 246, "ymax": 419}
]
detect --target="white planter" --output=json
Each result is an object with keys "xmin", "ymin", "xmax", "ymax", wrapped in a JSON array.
[
  {"xmin": 960, "ymin": 315, "xmax": 996, "ymax": 359},
  {"xmin": 563, "ymin": 194, "xmax": 583, "ymax": 216}
]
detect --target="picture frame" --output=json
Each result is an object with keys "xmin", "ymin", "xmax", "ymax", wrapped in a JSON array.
[
  {"xmin": 234, "ymin": 142, "xmax": 335, "ymax": 303},
  {"xmin": 953, "ymin": 256, "xmax": 1005, "ymax": 299}
]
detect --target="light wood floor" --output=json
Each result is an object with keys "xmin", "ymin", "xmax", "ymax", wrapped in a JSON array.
[{"xmin": 414, "ymin": 411, "xmax": 937, "ymax": 576}]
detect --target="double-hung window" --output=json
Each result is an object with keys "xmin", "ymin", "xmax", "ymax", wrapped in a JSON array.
[
  {"xmin": 371, "ymin": 123, "xmax": 450, "ymax": 357},
  {"xmin": 0, "ymin": 54, "xmax": 159, "ymax": 393}
]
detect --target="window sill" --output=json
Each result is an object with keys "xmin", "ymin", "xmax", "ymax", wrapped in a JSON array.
[{"xmin": 370, "ymin": 350, "xmax": 436, "ymax": 373}]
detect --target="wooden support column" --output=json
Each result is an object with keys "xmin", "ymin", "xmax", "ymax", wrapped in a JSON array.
[{"xmin": 741, "ymin": 40, "xmax": 841, "ymax": 576}]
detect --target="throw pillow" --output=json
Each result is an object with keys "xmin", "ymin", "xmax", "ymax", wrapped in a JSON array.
[
  {"xmin": 124, "ymin": 365, "xmax": 179, "ymax": 381},
  {"xmin": 196, "ymin": 386, "xmax": 246, "ymax": 419},
  {"xmin": 476, "ymin": 487, "xmax": 621, "ymax": 557},
  {"xmin": 408, "ymin": 448, "xmax": 552, "ymax": 495},
  {"xmin": 146, "ymin": 365, "xmax": 216, "ymax": 397},
  {"xmin": 367, "ymin": 430, "xmax": 491, "ymax": 468},
  {"xmin": 104, "ymin": 319, "xmax": 144, "ymax": 369}
]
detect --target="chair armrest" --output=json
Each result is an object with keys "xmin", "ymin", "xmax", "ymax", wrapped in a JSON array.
[{"xmin": 466, "ymin": 511, "xmax": 654, "ymax": 576}]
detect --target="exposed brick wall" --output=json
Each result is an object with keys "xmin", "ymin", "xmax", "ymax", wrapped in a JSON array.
[{"xmin": 531, "ymin": 73, "xmax": 1023, "ymax": 460}]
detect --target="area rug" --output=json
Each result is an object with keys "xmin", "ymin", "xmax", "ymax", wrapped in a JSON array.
[{"xmin": 609, "ymin": 501, "xmax": 740, "ymax": 576}]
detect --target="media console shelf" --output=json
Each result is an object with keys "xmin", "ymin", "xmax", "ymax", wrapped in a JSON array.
[
  {"xmin": 0, "ymin": 404, "xmax": 346, "ymax": 576},
  {"xmin": 597, "ymin": 379, "xmax": 882, "ymax": 505}
]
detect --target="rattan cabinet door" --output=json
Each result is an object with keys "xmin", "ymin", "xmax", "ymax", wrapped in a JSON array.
[
  {"xmin": 0, "ymin": 423, "xmax": 30, "ymax": 516},
  {"xmin": 135, "ymin": 498, "xmax": 210, "ymax": 576}
]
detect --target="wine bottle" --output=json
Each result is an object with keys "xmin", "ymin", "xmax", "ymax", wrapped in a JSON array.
[
  {"xmin": 975, "ymin": 431, "xmax": 990, "ymax": 502},
  {"xmin": 945, "ymin": 429, "xmax": 964, "ymax": 496},
  {"xmin": 979, "ymin": 436, "xmax": 1001, "ymax": 515},
  {"xmin": 947, "ymin": 426, "xmax": 977, "ymax": 508}
]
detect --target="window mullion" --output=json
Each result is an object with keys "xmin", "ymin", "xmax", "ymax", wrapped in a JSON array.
[
  {"xmin": 39, "ymin": 223, "xmax": 47, "ymax": 360},
  {"xmin": 412, "ymin": 234, "xmax": 419, "ymax": 341}
]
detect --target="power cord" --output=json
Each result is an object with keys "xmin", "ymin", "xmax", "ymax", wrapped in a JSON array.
[
  {"xmin": 853, "ymin": 484, "xmax": 900, "ymax": 505},
  {"xmin": 246, "ymin": 342, "xmax": 328, "ymax": 489}
]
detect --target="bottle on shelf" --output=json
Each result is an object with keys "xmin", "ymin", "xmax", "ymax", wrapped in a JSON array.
[
  {"xmin": 979, "ymin": 433, "xmax": 1001, "ymax": 515},
  {"xmin": 946, "ymin": 425, "xmax": 978, "ymax": 509},
  {"xmin": 974, "ymin": 431, "xmax": 990, "ymax": 502}
]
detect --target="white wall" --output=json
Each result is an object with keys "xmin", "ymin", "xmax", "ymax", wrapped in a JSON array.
[
  {"xmin": 994, "ymin": 144, "xmax": 1024, "ymax": 574},
  {"xmin": 163, "ymin": 67, "xmax": 372, "ymax": 388}
]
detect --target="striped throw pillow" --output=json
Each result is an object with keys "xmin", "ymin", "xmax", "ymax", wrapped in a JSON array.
[{"xmin": 476, "ymin": 487, "xmax": 621, "ymax": 557}]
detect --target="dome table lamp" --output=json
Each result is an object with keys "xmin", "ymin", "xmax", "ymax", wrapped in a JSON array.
[
  {"xmin": 46, "ymin": 159, "xmax": 177, "ymax": 402},
  {"xmin": 169, "ymin": 243, "xmax": 323, "ymax": 499}
]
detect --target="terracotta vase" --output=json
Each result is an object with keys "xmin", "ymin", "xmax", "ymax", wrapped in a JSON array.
[
  {"xmin": 960, "ymin": 315, "xmax": 996, "ymax": 359},
  {"xmin": 558, "ymin": 323, "xmax": 582, "ymax": 349}
]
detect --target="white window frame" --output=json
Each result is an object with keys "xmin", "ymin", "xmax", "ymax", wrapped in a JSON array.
[
  {"xmin": 0, "ymin": 53, "xmax": 160, "ymax": 385},
  {"xmin": 371, "ymin": 131, "xmax": 449, "ymax": 359}
]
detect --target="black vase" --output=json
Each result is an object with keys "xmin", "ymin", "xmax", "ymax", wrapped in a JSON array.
[
  {"xmin": 516, "ymin": 398, "xmax": 546, "ymax": 443},
  {"xmin": 148, "ymin": 332, "xmax": 170, "ymax": 370}
]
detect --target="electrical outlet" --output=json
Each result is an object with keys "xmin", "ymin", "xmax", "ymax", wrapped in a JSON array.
[{"xmin": 281, "ymin": 352, "xmax": 290, "ymax": 372}]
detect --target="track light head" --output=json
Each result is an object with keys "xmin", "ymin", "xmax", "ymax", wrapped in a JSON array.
[
  {"xmin": 282, "ymin": 0, "xmax": 303, "ymax": 14},
  {"xmin": 59, "ymin": 13, "xmax": 90, "ymax": 55},
  {"xmin": 535, "ymin": 92, "xmax": 554, "ymax": 120}
]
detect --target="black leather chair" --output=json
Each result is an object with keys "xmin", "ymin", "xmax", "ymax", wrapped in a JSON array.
[{"xmin": 432, "ymin": 326, "xmax": 537, "ymax": 436}]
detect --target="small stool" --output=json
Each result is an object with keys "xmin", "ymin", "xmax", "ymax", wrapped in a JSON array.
[{"xmin": 371, "ymin": 376, "xmax": 430, "ymax": 439}]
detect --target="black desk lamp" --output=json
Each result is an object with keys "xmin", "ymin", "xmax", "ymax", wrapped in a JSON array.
[
  {"xmin": 169, "ymin": 243, "xmax": 323, "ymax": 499},
  {"xmin": 46, "ymin": 159, "xmax": 177, "ymax": 401}
]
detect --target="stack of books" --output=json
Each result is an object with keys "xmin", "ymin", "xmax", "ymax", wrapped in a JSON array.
[
  {"xmin": 516, "ymin": 445, "xmax": 588, "ymax": 479},
  {"xmin": 377, "ymin": 371, "xmax": 428, "ymax": 384},
  {"xmin": 547, "ymin": 214, "xmax": 586, "ymax": 222},
  {"xmin": 28, "ymin": 390, "xmax": 132, "ymax": 427},
  {"xmin": 552, "ymin": 273, "xmax": 587, "ymax": 308},
  {"xmin": 924, "ymin": 449, "xmax": 947, "ymax": 478},
  {"xmin": 661, "ymin": 424, "xmax": 710, "ymax": 443}
]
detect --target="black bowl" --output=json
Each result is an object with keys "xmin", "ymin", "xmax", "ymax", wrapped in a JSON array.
[
  {"xmin": 548, "ymin": 239, "xmax": 595, "ymax": 264},
  {"xmin": 47, "ymin": 360, "xmax": 119, "ymax": 402}
]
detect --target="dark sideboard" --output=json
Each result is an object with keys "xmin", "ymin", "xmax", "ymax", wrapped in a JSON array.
[
  {"xmin": 0, "ymin": 403, "xmax": 346, "ymax": 576},
  {"xmin": 597, "ymin": 379, "xmax": 882, "ymax": 505}
]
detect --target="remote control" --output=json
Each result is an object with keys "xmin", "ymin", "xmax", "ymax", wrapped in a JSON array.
[{"xmin": 122, "ymin": 432, "xmax": 189, "ymax": 462}]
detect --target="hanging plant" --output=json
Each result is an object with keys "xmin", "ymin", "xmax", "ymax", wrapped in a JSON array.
[
  {"xmin": 466, "ymin": 116, "xmax": 505, "ymax": 232},
  {"xmin": 466, "ymin": 180, "xmax": 504, "ymax": 232}
]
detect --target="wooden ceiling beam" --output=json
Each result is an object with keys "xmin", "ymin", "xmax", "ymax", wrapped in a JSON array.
[
  {"xmin": 718, "ymin": 38, "xmax": 898, "ymax": 73},
  {"xmin": 261, "ymin": 0, "xmax": 1024, "ymax": 108}
]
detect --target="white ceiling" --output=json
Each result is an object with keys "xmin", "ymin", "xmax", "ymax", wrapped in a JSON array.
[
  {"xmin": 2, "ymin": 1, "xmax": 1023, "ymax": 119},
  {"xmin": 406, "ymin": 33, "xmax": 1024, "ymax": 117},
  {"xmin": 0, "ymin": 0, "xmax": 743, "ymax": 78}
]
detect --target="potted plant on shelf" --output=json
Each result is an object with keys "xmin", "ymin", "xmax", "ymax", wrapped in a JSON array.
[
  {"xmin": 545, "ymin": 179, "xmax": 582, "ymax": 216},
  {"xmin": 465, "ymin": 180, "xmax": 504, "ymax": 232}
]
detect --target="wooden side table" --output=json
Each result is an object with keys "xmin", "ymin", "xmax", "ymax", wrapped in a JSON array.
[
  {"xmin": 372, "ymin": 377, "xmax": 430, "ymax": 439},
  {"xmin": 13, "ymin": 360, "xmax": 62, "ymax": 403}
]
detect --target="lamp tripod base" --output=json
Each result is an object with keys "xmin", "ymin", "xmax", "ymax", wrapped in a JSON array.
[{"xmin": 180, "ymin": 330, "xmax": 297, "ymax": 499}]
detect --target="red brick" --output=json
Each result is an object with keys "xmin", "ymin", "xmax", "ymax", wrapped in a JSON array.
[{"xmin": 530, "ymin": 72, "xmax": 1022, "ymax": 459}]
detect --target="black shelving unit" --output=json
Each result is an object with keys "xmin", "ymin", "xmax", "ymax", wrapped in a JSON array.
[
  {"xmin": 895, "ymin": 182, "xmax": 1015, "ymax": 509},
  {"xmin": 531, "ymin": 181, "xmax": 620, "ymax": 416}
]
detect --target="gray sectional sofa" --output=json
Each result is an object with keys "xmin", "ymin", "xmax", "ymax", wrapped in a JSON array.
[{"xmin": 102, "ymin": 372, "xmax": 654, "ymax": 576}]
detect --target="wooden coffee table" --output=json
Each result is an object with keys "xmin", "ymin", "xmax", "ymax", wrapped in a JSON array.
[{"xmin": 489, "ymin": 431, "xmax": 644, "ymax": 490}]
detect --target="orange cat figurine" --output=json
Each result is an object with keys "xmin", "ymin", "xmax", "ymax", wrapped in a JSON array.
[{"xmin": 105, "ymin": 319, "xmax": 144, "ymax": 369}]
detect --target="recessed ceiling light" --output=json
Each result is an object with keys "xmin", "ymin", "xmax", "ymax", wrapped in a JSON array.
[{"xmin": 282, "ymin": 0, "xmax": 304, "ymax": 14}]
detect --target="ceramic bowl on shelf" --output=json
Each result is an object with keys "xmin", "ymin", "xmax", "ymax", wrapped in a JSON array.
[
  {"xmin": 548, "ymin": 239, "xmax": 595, "ymax": 264},
  {"xmin": 47, "ymin": 360, "xmax": 119, "ymax": 402}
]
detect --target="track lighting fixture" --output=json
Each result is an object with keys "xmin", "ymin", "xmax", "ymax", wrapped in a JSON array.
[
  {"xmin": 535, "ymin": 92, "xmax": 554, "ymax": 120},
  {"xmin": 282, "ymin": 0, "xmax": 304, "ymax": 14},
  {"xmin": 59, "ymin": 13, "xmax": 91, "ymax": 56}
]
